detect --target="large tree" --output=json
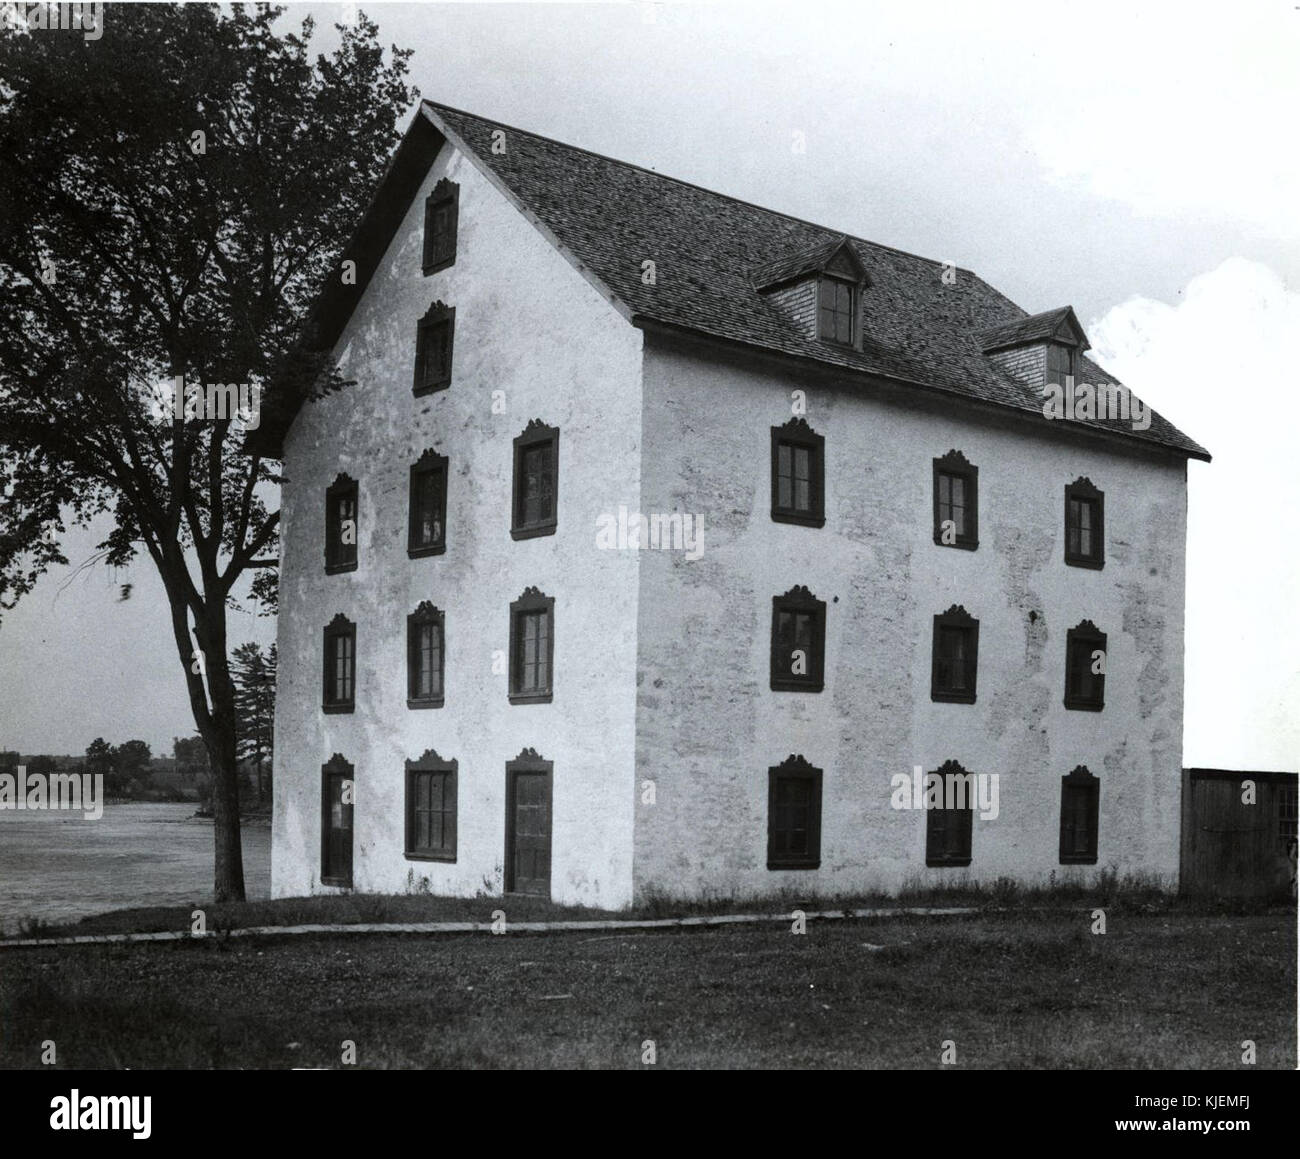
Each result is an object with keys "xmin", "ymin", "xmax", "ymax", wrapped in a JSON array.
[{"xmin": 0, "ymin": 5, "xmax": 415, "ymax": 899}]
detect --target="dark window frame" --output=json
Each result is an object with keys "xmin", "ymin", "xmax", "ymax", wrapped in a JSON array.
[
  {"xmin": 404, "ymin": 748, "xmax": 458, "ymax": 862},
  {"xmin": 504, "ymin": 747, "xmax": 553, "ymax": 896},
  {"xmin": 511, "ymin": 420, "xmax": 559, "ymax": 540},
  {"xmin": 322, "ymin": 613, "xmax": 356, "ymax": 714},
  {"xmin": 320, "ymin": 753, "xmax": 354, "ymax": 888},
  {"xmin": 408, "ymin": 448, "xmax": 448, "ymax": 558},
  {"xmin": 422, "ymin": 178, "xmax": 459, "ymax": 275},
  {"xmin": 1064, "ymin": 620, "xmax": 1107, "ymax": 711},
  {"xmin": 1045, "ymin": 342, "xmax": 1076, "ymax": 385},
  {"xmin": 770, "ymin": 417, "xmax": 826, "ymax": 527},
  {"xmin": 413, "ymin": 301, "xmax": 455, "ymax": 396},
  {"xmin": 324, "ymin": 472, "xmax": 359, "ymax": 574},
  {"xmin": 406, "ymin": 602, "xmax": 445, "ymax": 709},
  {"xmin": 933, "ymin": 449, "xmax": 979, "ymax": 550},
  {"xmin": 509, "ymin": 587, "xmax": 554, "ymax": 704},
  {"xmin": 1064, "ymin": 476, "xmax": 1105, "ymax": 569},
  {"xmin": 767, "ymin": 754, "xmax": 823, "ymax": 870},
  {"xmin": 818, "ymin": 274, "xmax": 856, "ymax": 346},
  {"xmin": 770, "ymin": 585, "xmax": 827, "ymax": 693},
  {"xmin": 925, "ymin": 759, "xmax": 974, "ymax": 867},
  {"xmin": 931, "ymin": 604, "xmax": 979, "ymax": 703},
  {"xmin": 1059, "ymin": 765, "xmax": 1100, "ymax": 865}
]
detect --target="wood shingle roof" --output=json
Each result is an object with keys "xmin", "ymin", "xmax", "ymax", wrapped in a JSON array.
[{"xmin": 252, "ymin": 102, "xmax": 1209, "ymax": 462}]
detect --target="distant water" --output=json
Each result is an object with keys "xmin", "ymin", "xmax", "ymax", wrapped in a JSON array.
[{"xmin": 0, "ymin": 802, "xmax": 271, "ymax": 934}]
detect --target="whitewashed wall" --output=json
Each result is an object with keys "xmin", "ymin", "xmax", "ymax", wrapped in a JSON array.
[
  {"xmin": 632, "ymin": 337, "xmax": 1186, "ymax": 900},
  {"xmin": 272, "ymin": 141, "xmax": 644, "ymax": 908}
]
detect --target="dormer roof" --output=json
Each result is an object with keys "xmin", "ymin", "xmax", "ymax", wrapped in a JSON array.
[
  {"xmin": 751, "ymin": 236, "xmax": 867, "ymax": 292},
  {"xmin": 981, "ymin": 306, "xmax": 1090, "ymax": 354}
]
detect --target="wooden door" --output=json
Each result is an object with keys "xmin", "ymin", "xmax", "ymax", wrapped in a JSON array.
[
  {"xmin": 322, "ymin": 765, "xmax": 353, "ymax": 887},
  {"xmin": 506, "ymin": 767, "xmax": 551, "ymax": 896},
  {"xmin": 1184, "ymin": 774, "xmax": 1265, "ymax": 897}
]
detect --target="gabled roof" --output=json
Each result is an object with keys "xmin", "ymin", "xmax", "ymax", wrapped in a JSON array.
[
  {"xmin": 981, "ymin": 306, "xmax": 1090, "ymax": 353},
  {"xmin": 252, "ymin": 101, "xmax": 1208, "ymax": 462},
  {"xmin": 751, "ymin": 236, "xmax": 867, "ymax": 291}
]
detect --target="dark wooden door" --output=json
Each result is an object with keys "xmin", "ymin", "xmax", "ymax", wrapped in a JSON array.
[
  {"xmin": 322, "ymin": 768, "xmax": 353, "ymax": 886},
  {"xmin": 507, "ymin": 768, "xmax": 551, "ymax": 895},
  {"xmin": 1182, "ymin": 772, "xmax": 1278, "ymax": 898}
]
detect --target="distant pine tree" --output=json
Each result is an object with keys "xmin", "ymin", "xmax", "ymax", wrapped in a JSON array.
[{"xmin": 232, "ymin": 642, "xmax": 276, "ymax": 803}]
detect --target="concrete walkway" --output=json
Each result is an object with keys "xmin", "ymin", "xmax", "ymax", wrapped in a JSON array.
[{"xmin": 0, "ymin": 905, "xmax": 978, "ymax": 949}]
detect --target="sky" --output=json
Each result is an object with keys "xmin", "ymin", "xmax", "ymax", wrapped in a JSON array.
[{"xmin": 0, "ymin": 0, "xmax": 1296, "ymax": 769}]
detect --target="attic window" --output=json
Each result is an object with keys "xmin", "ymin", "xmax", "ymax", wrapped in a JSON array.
[
  {"xmin": 423, "ymin": 178, "xmax": 459, "ymax": 275},
  {"xmin": 1046, "ymin": 343, "xmax": 1075, "ymax": 385},
  {"xmin": 818, "ymin": 277, "xmax": 855, "ymax": 345}
]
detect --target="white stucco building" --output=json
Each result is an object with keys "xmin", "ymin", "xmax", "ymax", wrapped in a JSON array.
[{"xmin": 254, "ymin": 102, "xmax": 1209, "ymax": 909}]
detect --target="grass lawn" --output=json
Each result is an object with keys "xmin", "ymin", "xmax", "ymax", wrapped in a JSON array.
[
  {"xmin": 6, "ymin": 870, "xmax": 1285, "ymax": 941},
  {"xmin": 1, "ymin": 910, "xmax": 1292, "ymax": 1068}
]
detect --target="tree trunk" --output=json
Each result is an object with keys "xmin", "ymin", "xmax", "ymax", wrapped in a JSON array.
[
  {"xmin": 205, "ymin": 716, "xmax": 245, "ymax": 903},
  {"xmin": 192, "ymin": 599, "xmax": 246, "ymax": 904}
]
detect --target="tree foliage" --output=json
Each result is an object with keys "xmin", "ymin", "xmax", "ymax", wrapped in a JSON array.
[
  {"xmin": 110, "ymin": 738, "xmax": 153, "ymax": 795},
  {"xmin": 232, "ymin": 640, "xmax": 275, "ymax": 800},
  {"xmin": 0, "ymin": 4, "xmax": 416, "ymax": 898}
]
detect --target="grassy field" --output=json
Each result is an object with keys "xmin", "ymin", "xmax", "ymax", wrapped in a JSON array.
[
  {"xmin": 6, "ymin": 869, "xmax": 1284, "ymax": 941},
  {"xmin": 1, "ymin": 909, "xmax": 1292, "ymax": 1068}
]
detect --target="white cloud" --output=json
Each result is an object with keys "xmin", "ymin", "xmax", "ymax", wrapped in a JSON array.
[{"xmin": 1088, "ymin": 258, "xmax": 1300, "ymax": 771}]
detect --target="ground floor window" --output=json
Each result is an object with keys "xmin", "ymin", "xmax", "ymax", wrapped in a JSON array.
[
  {"xmin": 321, "ymin": 754, "xmax": 354, "ymax": 887},
  {"xmin": 925, "ymin": 760, "xmax": 973, "ymax": 867},
  {"xmin": 767, "ymin": 755, "xmax": 822, "ymax": 869},
  {"xmin": 405, "ymin": 750, "xmax": 457, "ymax": 861},
  {"xmin": 1060, "ymin": 766, "xmax": 1100, "ymax": 864}
]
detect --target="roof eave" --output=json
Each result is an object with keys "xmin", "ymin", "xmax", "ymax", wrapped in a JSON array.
[{"xmin": 631, "ymin": 314, "xmax": 1211, "ymax": 463}]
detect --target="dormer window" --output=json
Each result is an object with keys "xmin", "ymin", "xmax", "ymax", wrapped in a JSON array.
[
  {"xmin": 818, "ymin": 277, "xmax": 855, "ymax": 345},
  {"xmin": 1046, "ymin": 343, "xmax": 1074, "ymax": 385},
  {"xmin": 752, "ymin": 236, "xmax": 866, "ymax": 347},
  {"xmin": 981, "ymin": 307, "xmax": 1090, "ymax": 389}
]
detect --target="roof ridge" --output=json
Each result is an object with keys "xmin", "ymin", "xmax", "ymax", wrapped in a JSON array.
[
  {"xmin": 252, "ymin": 101, "xmax": 1207, "ymax": 461},
  {"xmin": 421, "ymin": 99, "xmax": 983, "ymax": 279}
]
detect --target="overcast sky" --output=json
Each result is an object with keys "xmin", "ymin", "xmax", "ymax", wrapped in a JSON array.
[{"xmin": 0, "ymin": 0, "xmax": 1295, "ymax": 770}]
